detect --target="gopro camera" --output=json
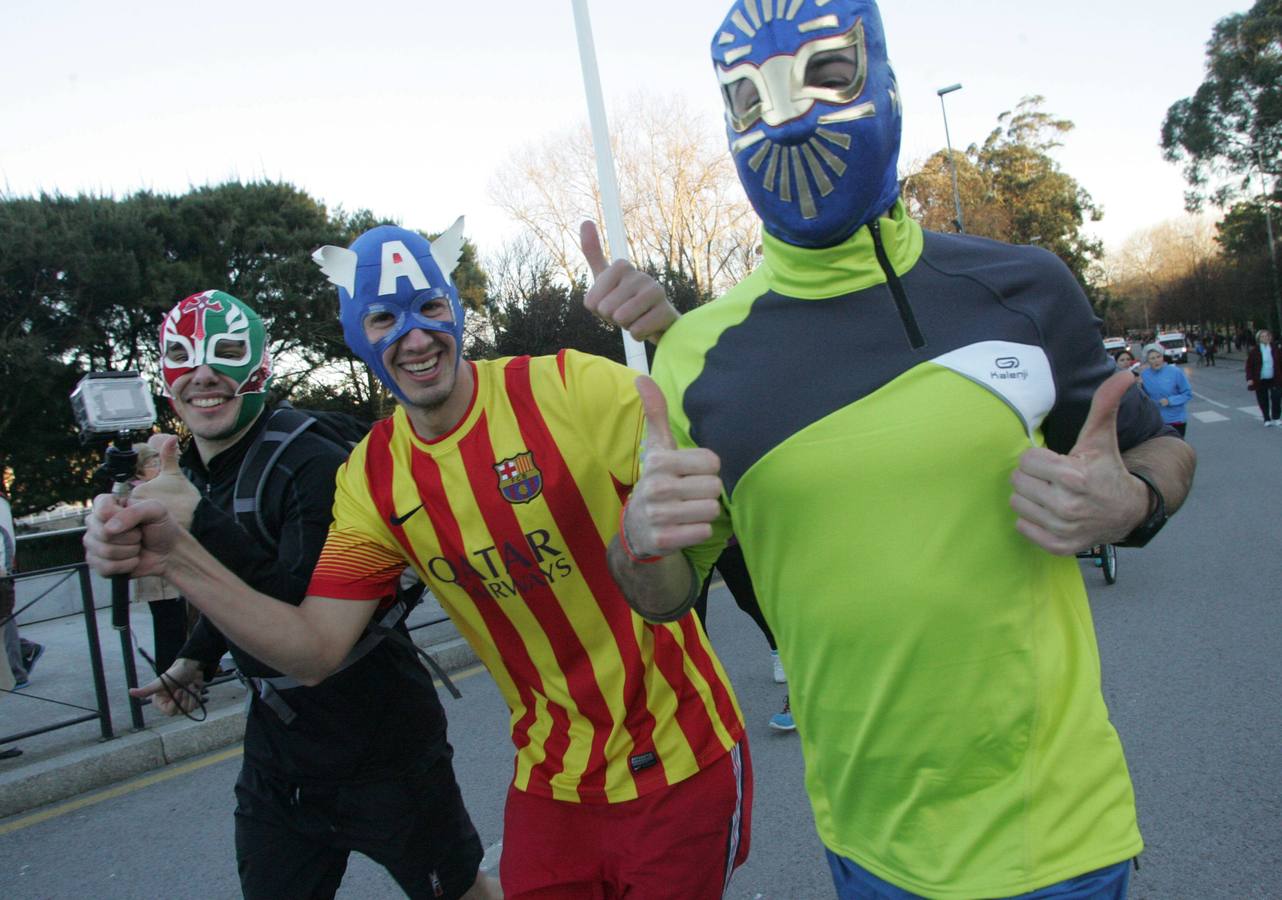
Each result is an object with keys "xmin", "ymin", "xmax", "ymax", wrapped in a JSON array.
[
  {"xmin": 70, "ymin": 371, "xmax": 157, "ymax": 439},
  {"xmin": 70, "ymin": 372, "xmax": 159, "ymax": 630}
]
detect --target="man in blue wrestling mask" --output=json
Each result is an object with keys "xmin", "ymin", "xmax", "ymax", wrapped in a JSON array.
[{"xmin": 595, "ymin": 2, "xmax": 1198, "ymax": 897}]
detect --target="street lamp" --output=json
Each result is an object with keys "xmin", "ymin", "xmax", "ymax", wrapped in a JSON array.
[{"xmin": 937, "ymin": 83, "xmax": 964, "ymax": 233}]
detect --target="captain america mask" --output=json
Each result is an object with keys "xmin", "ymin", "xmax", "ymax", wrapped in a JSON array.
[
  {"xmin": 313, "ymin": 219, "xmax": 467, "ymax": 407},
  {"xmin": 159, "ymin": 290, "xmax": 272, "ymax": 431},
  {"xmin": 712, "ymin": 0, "xmax": 902, "ymax": 248}
]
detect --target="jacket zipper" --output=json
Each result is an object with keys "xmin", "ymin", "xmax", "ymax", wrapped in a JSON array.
[{"xmin": 868, "ymin": 220, "xmax": 925, "ymax": 350}]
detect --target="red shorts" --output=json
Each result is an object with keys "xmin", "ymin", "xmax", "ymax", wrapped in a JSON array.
[{"xmin": 499, "ymin": 740, "xmax": 753, "ymax": 899}]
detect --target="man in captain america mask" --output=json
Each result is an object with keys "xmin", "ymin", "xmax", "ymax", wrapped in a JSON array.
[
  {"xmin": 316, "ymin": 219, "xmax": 469, "ymax": 409},
  {"xmin": 594, "ymin": 2, "xmax": 1198, "ymax": 898}
]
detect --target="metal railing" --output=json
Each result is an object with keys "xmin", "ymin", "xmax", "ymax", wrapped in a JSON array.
[
  {"xmin": 1, "ymin": 564, "xmax": 115, "ymax": 746},
  {"xmin": 6, "ymin": 522, "xmax": 459, "ymax": 740}
]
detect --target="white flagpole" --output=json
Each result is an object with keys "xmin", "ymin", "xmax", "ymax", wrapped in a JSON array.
[{"xmin": 570, "ymin": 0, "xmax": 650, "ymax": 374}]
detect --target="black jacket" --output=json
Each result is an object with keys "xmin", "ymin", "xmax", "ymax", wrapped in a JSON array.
[{"xmin": 177, "ymin": 404, "xmax": 447, "ymax": 783}]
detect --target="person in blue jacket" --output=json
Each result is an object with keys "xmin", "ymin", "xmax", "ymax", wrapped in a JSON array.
[{"xmin": 1141, "ymin": 343, "xmax": 1193, "ymax": 437}]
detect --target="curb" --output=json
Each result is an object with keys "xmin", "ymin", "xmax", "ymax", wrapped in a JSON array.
[{"xmin": 0, "ymin": 636, "xmax": 478, "ymax": 821}]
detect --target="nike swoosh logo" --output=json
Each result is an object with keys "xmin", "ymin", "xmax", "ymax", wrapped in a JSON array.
[{"xmin": 388, "ymin": 504, "xmax": 423, "ymax": 527}]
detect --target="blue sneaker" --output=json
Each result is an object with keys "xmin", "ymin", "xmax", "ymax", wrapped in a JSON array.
[{"xmin": 769, "ymin": 696, "xmax": 795, "ymax": 732}]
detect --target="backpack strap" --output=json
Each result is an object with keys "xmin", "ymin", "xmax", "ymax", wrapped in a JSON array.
[
  {"xmin": 245, "ymin": 593, "xmax": 462, "ymax": 724},
  {"xmin": 232, "ymin": 405, "xmax": 320, "ymax": 553}
]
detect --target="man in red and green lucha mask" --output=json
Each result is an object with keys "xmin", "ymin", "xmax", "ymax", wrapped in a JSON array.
[
  {"xmin": 138, "ymin": 289, "xmax": 496, "ymax": 898},
  {"xmin": 160, "ymin": 289, "xmax": 273, "ymax": 444}
]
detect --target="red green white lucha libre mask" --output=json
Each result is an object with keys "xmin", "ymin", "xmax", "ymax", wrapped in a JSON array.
[{"xmin": 159, "ymin": 290, "xmax": 272, "ymax": 428}]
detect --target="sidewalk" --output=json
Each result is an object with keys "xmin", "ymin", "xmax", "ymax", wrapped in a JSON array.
[{"xmin": 0, "ymin": 596, "xmax": 477, "ymax": 819}]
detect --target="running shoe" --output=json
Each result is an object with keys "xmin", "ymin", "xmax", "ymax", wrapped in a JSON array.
[
  {"xmin": 21, "ymin": 642, "xmax": 45, "ymax": 676},
  {"xmin": 771, "ymin": 650, "xmax": 786, "ymax": 684},
  {"xmin": 769, "ymin": 696, "xmax": 795, "ymax": 732}
]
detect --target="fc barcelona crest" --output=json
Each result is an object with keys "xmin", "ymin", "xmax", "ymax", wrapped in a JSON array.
[{"xmin": 494, "ymin": 452, "xmax": 543, "ymax": 504}]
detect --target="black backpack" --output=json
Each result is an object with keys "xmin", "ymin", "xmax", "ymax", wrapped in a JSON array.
[{"xmin": 232, "ymin": 402, "xmax": 369, "ymax": 553}]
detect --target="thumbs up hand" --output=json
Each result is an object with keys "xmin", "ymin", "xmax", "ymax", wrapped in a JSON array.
[
  {"xmin": 581, "ymin": 221, "xmax": 679, "ymax": 342},
  {"xmin": 1010, "ymin": 371, "xmax": 1152, "ymax": 555},
  {"xmin": 130, "ymin": 434, "xmax": 201, "ymax": 530},
  {"xmin": 621, "ymin": 376, "xmax": 724, "ymax": 559}
]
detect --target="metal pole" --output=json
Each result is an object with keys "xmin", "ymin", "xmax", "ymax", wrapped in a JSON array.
[
  {"xmin": 570, "ymin": 0, "xmax": 650, "ymax": 374},
  {"xmin": 937, "ymin": 83, "xmax": 964, "ymax": 233},
  {"xmin": 77, "ymin": 563, "xmax": 114, "ymax": 740},
  {"xmin": 1255, "ymin": 150, "xmax": 1282, "ymax": 334},
  {"xmin": 114, "ymin": 604, "xmax": 145, "ymax": 730}
]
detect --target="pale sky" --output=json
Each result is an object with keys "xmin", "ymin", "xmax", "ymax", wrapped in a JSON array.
[{"xmin": 1, "ymin": 0, "xmax": 1249, "ymax": 262}]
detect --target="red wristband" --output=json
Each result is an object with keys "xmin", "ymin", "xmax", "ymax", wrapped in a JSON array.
[{"xmin": 619, "ymin": 500, "xmax": 662, "ymax": 564}]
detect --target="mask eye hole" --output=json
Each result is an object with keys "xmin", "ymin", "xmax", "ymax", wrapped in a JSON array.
[
  {"xmin": 164, "ymin": 341, "xmax": 189, "ymax": 364},
  {"xmin": 723, "ymin": 78, "xmax": 761, "ymax": 121},
  {"xmin": 363, "ymin": 309, "xmax": 400, "ymax": 344},
  {"xmin": 211, "ymin": 337, "xmax": 248, "ymax": 362},
  {"xmin": 417, "ymin": 296, "xmax": 453, "ymax": 324},
  {"xmin": 804, "ymin": 46, "xmax": 858, "ymax": 92}
]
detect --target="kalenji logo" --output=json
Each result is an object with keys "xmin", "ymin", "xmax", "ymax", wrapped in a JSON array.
[{"xmin": 991, "ymin": 357, "xmax": 1029, "ymax": 381}]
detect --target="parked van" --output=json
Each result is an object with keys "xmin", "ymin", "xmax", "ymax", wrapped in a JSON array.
[
  {"xmin": 1156, "ymin": 332, "xmax": 1189, "ymax": 364},
  {"xmin": 1103, "ymin": 337, "xmax": 1129, "ymax": 358}
]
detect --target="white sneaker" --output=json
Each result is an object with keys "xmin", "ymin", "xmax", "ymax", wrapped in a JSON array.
[{"xmin": 771, "ymin": 650, "xmax": 786, "ymax": 684}]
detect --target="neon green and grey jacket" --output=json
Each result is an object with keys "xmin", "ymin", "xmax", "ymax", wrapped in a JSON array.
[{"xmin": 651, "ymin": 202, "xmax": 1163, "ymax": 898}]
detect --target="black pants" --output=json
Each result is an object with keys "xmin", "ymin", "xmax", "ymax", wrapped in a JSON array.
[
  {"xmin": 233, "ymin": 755, "xmax": 483, "ymax": 900},
  {"xmin": 1255, "ymin": 381, "xmax": 1282, "ymax": 421},
  {"xmin": 693, "ymin": 542, "xmax": 776, "ymax": 650},
  {"xmin": 147, "ymin": 597, "xmax": 188, "ymax": 673}
]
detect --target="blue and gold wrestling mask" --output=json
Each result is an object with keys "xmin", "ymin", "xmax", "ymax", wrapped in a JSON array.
[
  {"xmin": 313, "ymin": 219, "xmax": 467, "ymax": 406},
  {"xmin": 712, "ymin": 0, "xmax": 902, "ymax": 248}
]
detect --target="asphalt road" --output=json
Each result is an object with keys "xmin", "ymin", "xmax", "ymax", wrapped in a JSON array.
[{"xmin": 1, "ymin": 358, "xmax": 1278, "ymax": 898}]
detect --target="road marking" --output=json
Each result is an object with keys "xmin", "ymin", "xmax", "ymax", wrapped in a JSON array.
[
  {"xmin": 1192, "ymin": 411, "xmax": 1230, "ymax": 423},
  {"xmin": 1193, "ymin": 392, "xmax": 1230, "ymax": 409},
  {"xmin": 1238, "ymin": 406, "xmax": 1263, "ymax": 419},
  {"xmin": 439, "ymin": 662, "xmax": 487, "ymax": 686},
  {"xmin": 0, "ymin": 745, "xmax": 244, "ymax": 836},
  {"xmin": 0, "ymin": 663, "xmax": 491, "ymax": 835}
]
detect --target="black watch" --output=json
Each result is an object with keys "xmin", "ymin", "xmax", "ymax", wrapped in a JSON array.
[{"xmin": 1117, "ymin": 471, "xmax": 1167, "ymax": 548}]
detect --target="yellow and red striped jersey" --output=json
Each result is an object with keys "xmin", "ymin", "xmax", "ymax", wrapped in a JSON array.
[{"xmin": 308, "ymin": 351, "xmax": 744, "ymax": 804}]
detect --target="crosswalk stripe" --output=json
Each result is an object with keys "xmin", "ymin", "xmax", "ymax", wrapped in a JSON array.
[
  {"xmin": 1193, "ymin": 392, "xmax": 1230, "ymax": 409},
  {"xmin": 1192, "ymin": 411, "xmax": 1230, "ymax": 423}
]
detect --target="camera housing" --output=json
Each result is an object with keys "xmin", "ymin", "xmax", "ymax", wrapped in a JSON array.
[{"xmin": 70, "ymin": 371, "xmax": 157, "ymax": 439}]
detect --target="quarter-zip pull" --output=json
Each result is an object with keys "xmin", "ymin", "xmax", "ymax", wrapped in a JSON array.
[{"xmin": 869, "ymin": 220, "xmax": 925, "ymax": 350}]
